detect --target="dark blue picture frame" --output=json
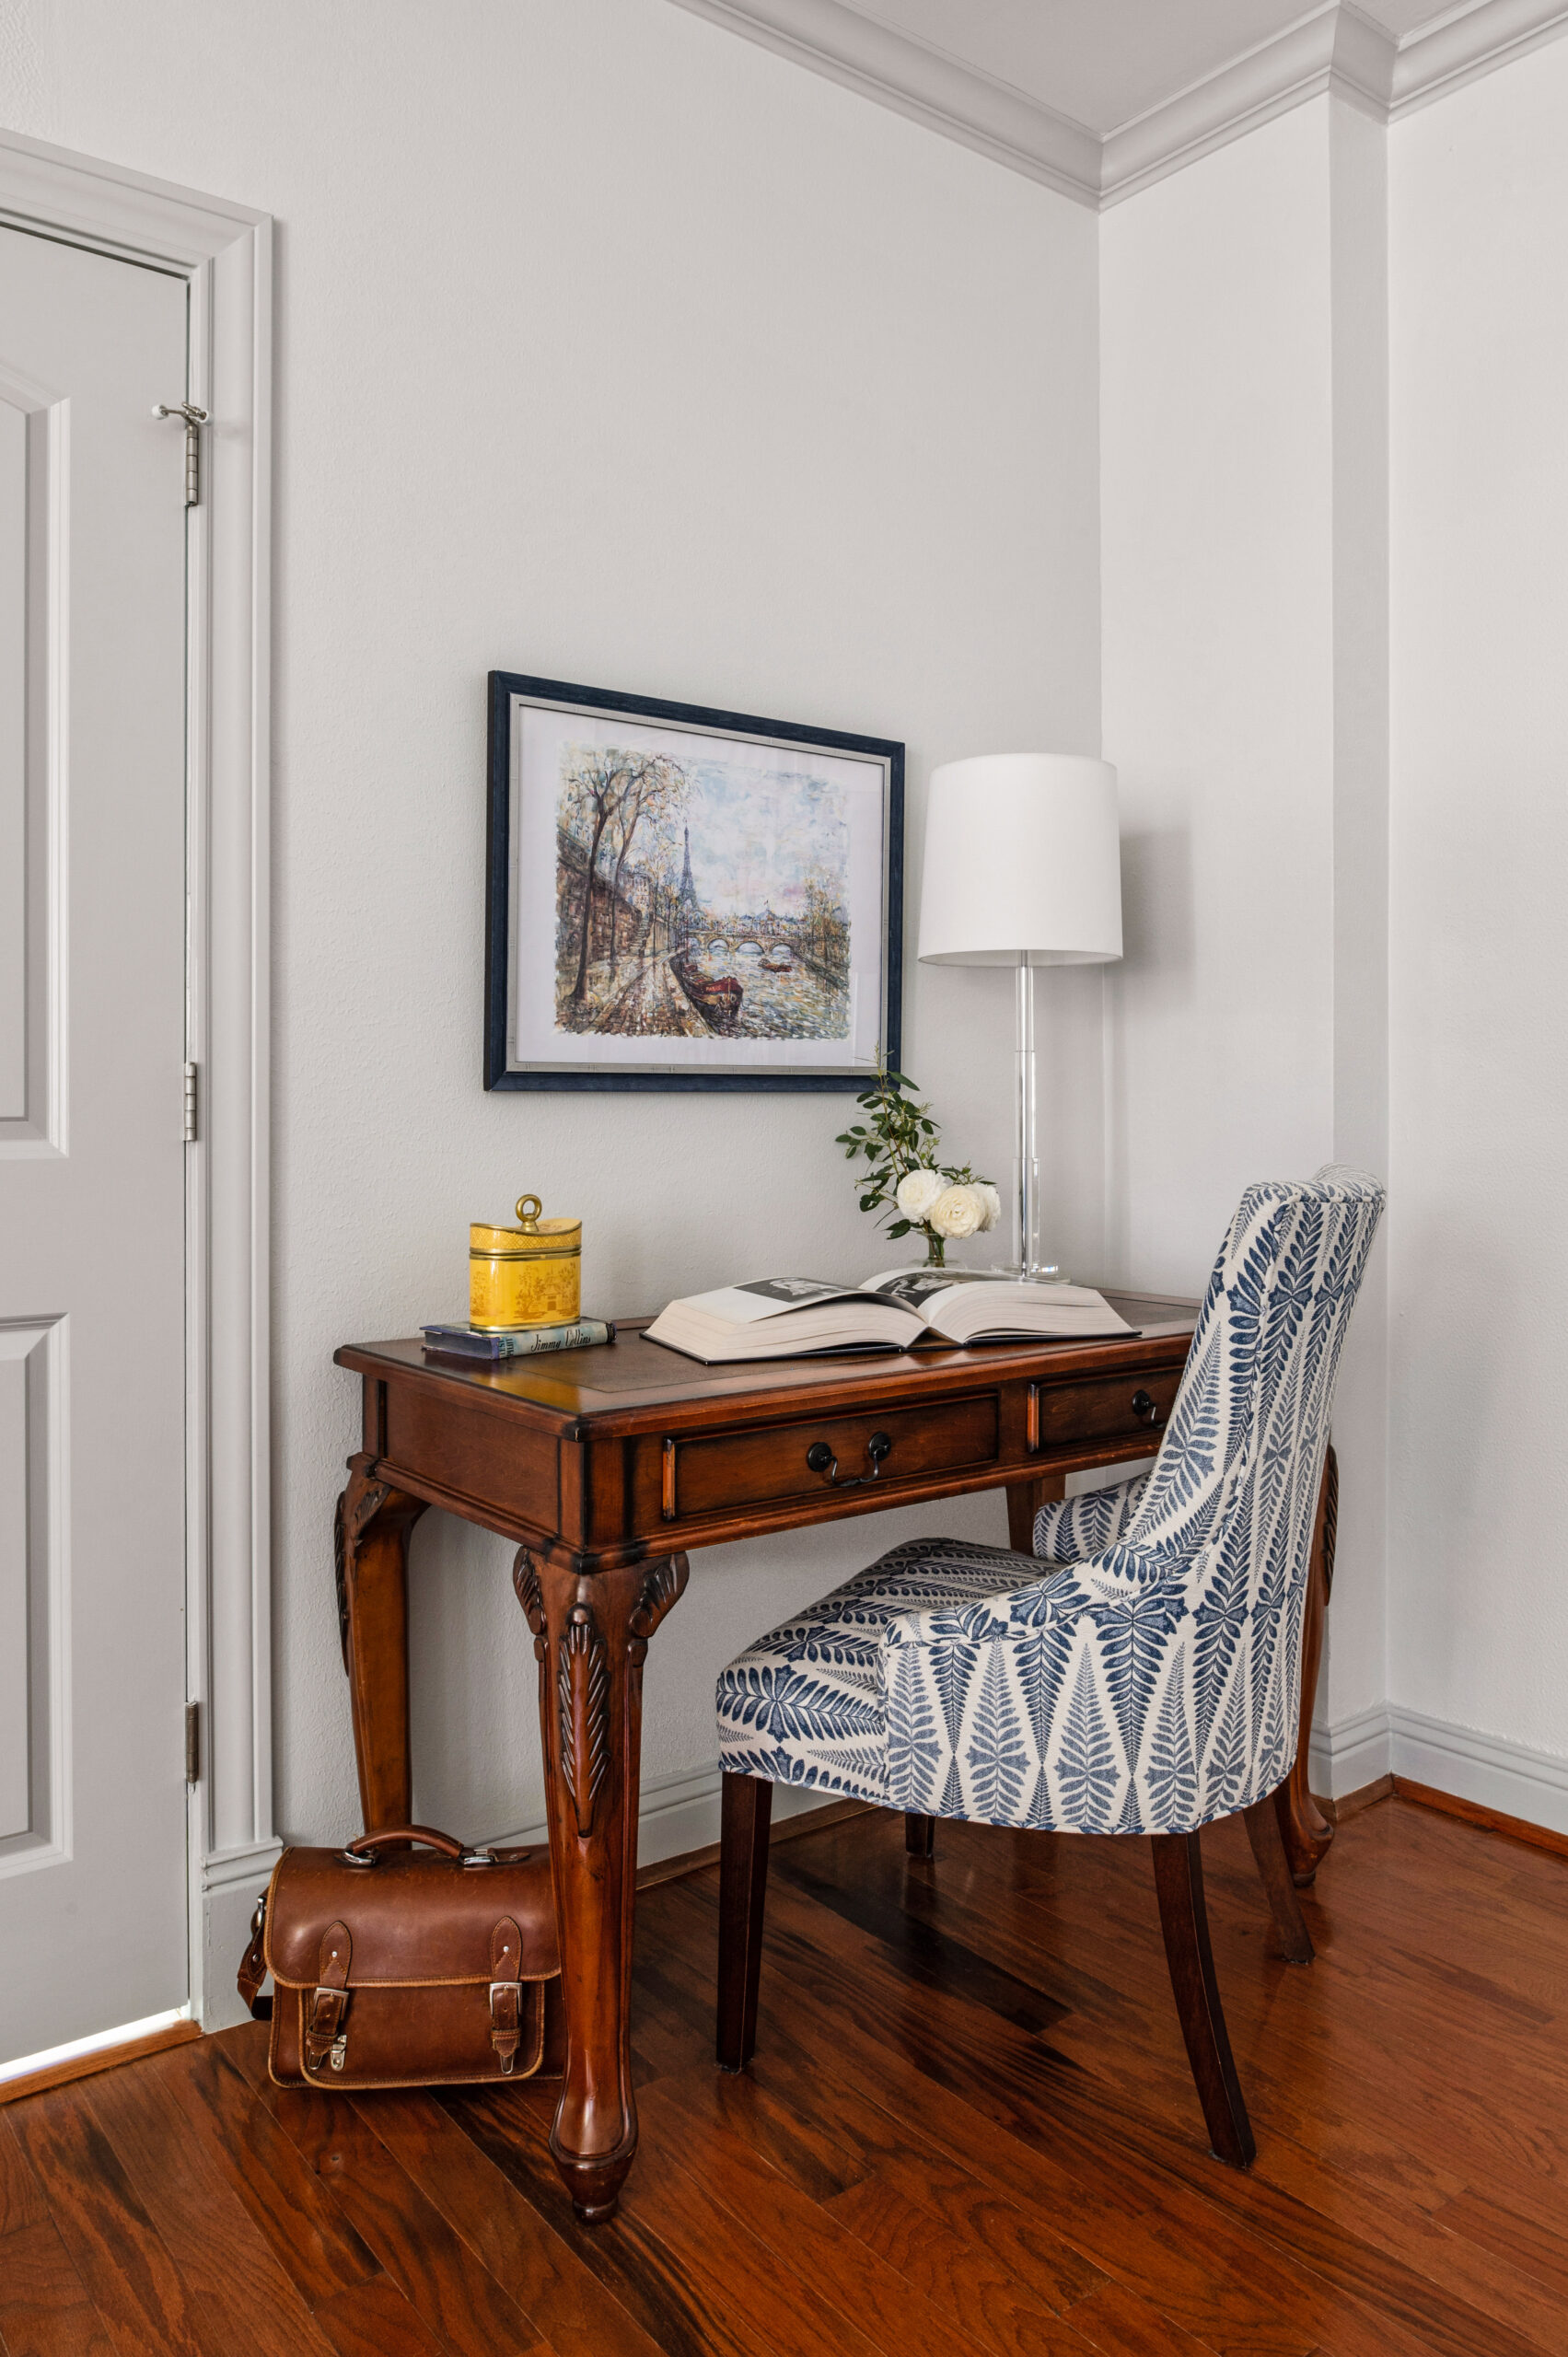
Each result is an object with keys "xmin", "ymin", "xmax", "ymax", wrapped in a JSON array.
[{"xmin": 484, "ymin": 671, "xmax": 903, "ymax": 1093}]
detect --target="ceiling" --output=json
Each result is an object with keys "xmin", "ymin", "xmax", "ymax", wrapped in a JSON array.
[
  {"xmin": 832, "ymin": 1, "xmax": 1469, "ymax": 134},
  {"xmin": 670, "ymin": 0, "xmax": 1567, "ymax": 203}
]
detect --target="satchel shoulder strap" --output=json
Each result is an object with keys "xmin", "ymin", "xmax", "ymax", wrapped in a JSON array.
[{"xmin": 238, "ymin": 1893, "xmax": 273, "ymax": 2022}]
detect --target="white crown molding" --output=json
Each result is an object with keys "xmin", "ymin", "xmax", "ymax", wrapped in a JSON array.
[
  {"xmin": 667, "ymin": 0, "xmax": 1568, "ymax": 208},
  {"xmin": 1100, "ymin": 4, "xmax": 1395, "ymax": 206},
  {"xmin": 1389, "ymin": 0, "xmax": 1568, "ymax": 114}
]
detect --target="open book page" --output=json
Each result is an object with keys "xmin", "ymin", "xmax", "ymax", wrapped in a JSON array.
[
  {"xmin": 644, "ymin": 1271, "xmax": 1136, "ymax": 1362},
  {"xmin": 670, "ymin": 1277, "xmax": 901, "ymax": 1327},
  {"xmin": 861, "ymin": 1271, "xmax": 1134, "ymax": 1342},
  {"xmin": 643, "ymin": 1282, "xmax": 923, "ymax": 1361}
]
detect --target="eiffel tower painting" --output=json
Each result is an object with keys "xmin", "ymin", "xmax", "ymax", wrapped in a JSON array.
[{"xmin": 488, "ymin": 673, "xmax": 903, "ymax": 1090}]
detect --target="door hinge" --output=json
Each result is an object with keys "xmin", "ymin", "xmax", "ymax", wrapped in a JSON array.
[
  {"xmin": 183, "ymin": 1061, "xmax": 198, "ymax": 1143},
  {"xmin": 185, "ymin": 1701, "xmax": 201, "ymax": 1784},
  {"xmin": 153, "ymin": 401, "xmax": 208, "ymax": 506}
]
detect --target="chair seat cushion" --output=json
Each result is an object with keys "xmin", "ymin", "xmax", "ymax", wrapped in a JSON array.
[{"xmin": 715, "ymin": 1537, "xmax": 1040, "ymax": 1805}]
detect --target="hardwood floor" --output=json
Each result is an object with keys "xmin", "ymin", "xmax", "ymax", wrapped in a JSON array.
[{"xmin": 4, "ymin": 1794, "xmax": 1567, "ymax": 2356}]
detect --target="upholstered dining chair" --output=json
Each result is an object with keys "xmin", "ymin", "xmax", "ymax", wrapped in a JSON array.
[{"xmin": 714, "ymin": 1167, "xmax": 1385, "ymax": 2166}]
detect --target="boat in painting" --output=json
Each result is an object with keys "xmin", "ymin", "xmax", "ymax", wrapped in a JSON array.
[{"xmin": 671, "ymin": 948, "xmax": 744, "ymax": 1033}]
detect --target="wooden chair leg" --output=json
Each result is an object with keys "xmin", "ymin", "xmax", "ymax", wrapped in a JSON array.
[
  {"xmin": 1244, "ymin": 1795, "xmax": 1315, "ymax": 1964},
  {"xmin": 904, "ymin": 1812, "xmax": 935, "ymax": 1860},
  {"xmin": 717, "ymin": 1772, "xmax": 772, "ymax": 2071},
  {"xmin": 1150, "ymin": 1830, "xmax": 1256, "ymax": 2168}
]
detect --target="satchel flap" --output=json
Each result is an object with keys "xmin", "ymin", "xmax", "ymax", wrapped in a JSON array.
[{"xmin": 264, "ymin": 1845, "xmax": 559, "ymax": 1990}]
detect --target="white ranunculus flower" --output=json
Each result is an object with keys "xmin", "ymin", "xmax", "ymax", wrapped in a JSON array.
[
  {"xmin": 975, "ymin": 1182, "xmax": 1002, "ymax": 1234},
  {"xmin": 929, "ymin": 1183, "xmax": 983, "ymax": 1240},
  {"xmin": 896, "ymin": 1167, "xmax": 945, "ymax": 1222}
]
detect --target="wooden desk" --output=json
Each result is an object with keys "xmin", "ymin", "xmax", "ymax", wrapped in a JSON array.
[{"xmin": 333, "ymin": 1294, "xmax": 1337, "ymax": 2221}]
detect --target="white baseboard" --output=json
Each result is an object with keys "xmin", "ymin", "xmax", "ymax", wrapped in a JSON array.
[
  {"xmin": 489, "ymin": 1758, "xmax": 835, "ymax": 1873},
  {"xmin": 1311, "ymin": 1702, "xmax": 1568, "ymax": 1839},
  {"xmin": 1309, "ymin": 1702, "xmax": 1391, "ymax": 1796}
]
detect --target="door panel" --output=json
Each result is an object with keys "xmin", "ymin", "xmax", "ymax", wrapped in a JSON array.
[{"xmin": 0, "ymin": 226, "xmax": 189, "ymax": 2062}]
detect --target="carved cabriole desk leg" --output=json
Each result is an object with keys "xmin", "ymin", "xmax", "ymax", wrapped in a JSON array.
[
  {"xmin": 336, "ymin": 1455, "xmax": 427, "ymax": 1832},
  {"xmin": 1275, "ymin": 1443, "xmax": 1339, "ymax": 1887},
  {"xmin": 515, "ymin": 1546, "xmax": 689, "ymax": 2223}
]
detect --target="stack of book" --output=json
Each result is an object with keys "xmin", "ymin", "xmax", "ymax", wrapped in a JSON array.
[{"xmin": 421, "ymin": 1317, "xmax": 615, "ymax": 1364}]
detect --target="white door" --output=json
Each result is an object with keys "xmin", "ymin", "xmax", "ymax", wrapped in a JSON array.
[{"xmin": 0, "ymin": 225, "xmax": 190, "ymax": 2064}]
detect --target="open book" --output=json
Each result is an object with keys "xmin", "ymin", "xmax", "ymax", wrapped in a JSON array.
[{"xmin": 644, "ymin": 1271, "xmax": 1135, "ymax": 1364}]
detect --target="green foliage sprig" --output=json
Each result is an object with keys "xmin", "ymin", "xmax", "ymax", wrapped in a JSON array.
[
  {"xmin": 835, "ymin": 1071, "xmax": 937, "ymax": 1241},
  {"xmin": 835, "ymin": 1071, "xmax": 995, "ymax": 1262}
]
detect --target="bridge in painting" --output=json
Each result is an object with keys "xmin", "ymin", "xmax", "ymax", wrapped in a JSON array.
[{"xmin": 679, "ymin": 913, "xmax": 803, "ymax": 957}]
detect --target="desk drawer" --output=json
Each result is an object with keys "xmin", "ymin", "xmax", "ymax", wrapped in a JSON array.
[
  {"xmin": 1031, "ymin": 1367, "xmax": 1179, "ymax": 1452},
  {"xmin": 661, "ymin": 1392, "xmax": 1000, "ymax": 1524}
]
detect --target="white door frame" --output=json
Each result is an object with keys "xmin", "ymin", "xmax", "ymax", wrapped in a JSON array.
[{"xmin": 0, "ymin": 129, "xmax": 274, "ymax": 2027}]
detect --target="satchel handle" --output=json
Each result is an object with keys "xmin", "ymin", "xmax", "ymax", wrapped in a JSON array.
[{"xmin": 342, "ymin": 1823, "xmax": 466, "ymax": 1864}]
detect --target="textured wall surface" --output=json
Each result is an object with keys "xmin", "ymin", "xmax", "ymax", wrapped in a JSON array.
[
  {"xmin": 1, "ymin": 0, "xmax": 1101, "ymax": 1845},
  {"xmin": 1388, "ymin": 41, "xmax": 1568, "ymax": 1759},
  {"xmin": 1098, "ymin": 99, "xmax": 1391, "ymax": 1736}
]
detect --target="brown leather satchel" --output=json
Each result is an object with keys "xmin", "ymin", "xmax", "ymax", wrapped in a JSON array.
[{"xmin": 238, "ymin": 1824, "xmax": 563, "ymax": 2089}]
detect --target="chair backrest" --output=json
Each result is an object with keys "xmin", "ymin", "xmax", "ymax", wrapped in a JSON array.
[{"xmin": 1104, "ymin": 1165, "xmax": 1384, "ymax": 1809}]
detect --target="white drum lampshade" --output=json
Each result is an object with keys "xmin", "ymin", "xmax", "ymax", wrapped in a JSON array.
[
  {"xmin": 916, "ymin": 754, "xmax": 1122, "ymax": 1277},
  {"xmin": 918, "ymin": 754, "xmax": 1122, "ymax": 968}
]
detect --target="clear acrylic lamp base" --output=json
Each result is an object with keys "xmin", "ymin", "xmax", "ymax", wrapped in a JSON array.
[{"xmin": 1014, "ymin": 965, "xmax": 1065, "ymax": 1282}]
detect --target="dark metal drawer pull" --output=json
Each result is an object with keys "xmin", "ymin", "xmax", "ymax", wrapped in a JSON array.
[
  {"xmin": 806, "ymin": 1432, "xmax": 892, "ymax": 1489},
  {"xmin": 1132, "ymin": 1389, "xmax": 1163, "ymax": 1427}
]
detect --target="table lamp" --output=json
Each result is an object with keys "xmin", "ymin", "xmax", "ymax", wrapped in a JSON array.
[{"xmin": 918, "ymin": 754, "xmax": 1122, "ymax": 1280}]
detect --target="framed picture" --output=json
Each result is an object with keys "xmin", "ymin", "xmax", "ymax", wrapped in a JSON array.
[{"xmin": 485, "ymin": 671, "xmax": 903, "ymax": 1092}]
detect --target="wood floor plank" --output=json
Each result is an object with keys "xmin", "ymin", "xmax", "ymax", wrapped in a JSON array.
[
  {"xmin": 824, "ymin": 2162, "xmax": 1105, "ymax": 2357},
  {"xmin": 0, "ymin": 2111, "xmax": 49, "ymax": 2238},
  {"xmin": 1063, "ymin": 2278, "xmax": 1225, "ymax": 2357},
  {"xmin": 364, "ymin": 2087, "xmax": 670, "ymax": 2357},
  {"xmin": 614, "ymin": 2128, "xmax": 922, "ymax": 2357},
  {"xmin": 83, "ymin": 2048, "xmax": 342, "ymax": 2357},
  {"xmin": 636, "ymin": 2072, "xmax": 1004, "ymax": 2357},
  {"xmin": 1252, "ymin": 2124, "xmax": 1568, "ymax": 2354},
  {"xmin": 309, "ymin": 2272, "xmax": 448, "ymax": 2357},
  {"xmin": 179, "ymin": 2037, "xmax": 381, "ymax": 2310},
  {"xmin": 259, "ymin": 2084, "xmax": 552, "ymax": 2357},
  {"xmin": 453, "ymin": 2082, "xmax": 819, "ymax": 2357},
  {"xmin": 1432, "ymin": 2185, "xmax": 1568, "ymax": 2306},
  {"xmin": 8, "ymin": 2086, "xmax": 204, "ymax": 2357},
  {"xmin": 0, "ymin": 2218, "xmax": 120, "ymax": 2356},
  {"xmin": 685, "ymin": 2049, "xmax": 1106, "ymax": 2316}
]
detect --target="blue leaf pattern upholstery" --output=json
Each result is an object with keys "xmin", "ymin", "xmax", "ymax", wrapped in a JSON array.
[{"xmin": 715, "ymin": 1168, "xmax": 1384, "ymax": 1837}]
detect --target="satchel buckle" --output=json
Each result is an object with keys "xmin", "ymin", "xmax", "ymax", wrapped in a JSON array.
[
  {"xmin": 489, "ymin": 1980, "xmax": 523, "ymax": 2075},
  {"xmin": 305, "ymin": 1980, "xmax": 350, "ymax": 2073}
]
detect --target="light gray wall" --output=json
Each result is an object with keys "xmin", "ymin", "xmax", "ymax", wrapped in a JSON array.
[
  {"xmin": 0, "ymin": 0, "xmax": 1102, "ymax": 1849},
  {"xmin": 1098, "ymin": 96, "xmax": 1392, "ymax": 1745},
  {"xmin": 1388, "ymin": 41, "xmax": 1568, "ymax": 1769}
]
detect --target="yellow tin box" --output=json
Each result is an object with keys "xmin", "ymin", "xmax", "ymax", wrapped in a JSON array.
[{"xmin": 470, "ymin": 1195, "xmax": 582, "ymax": 1330}]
